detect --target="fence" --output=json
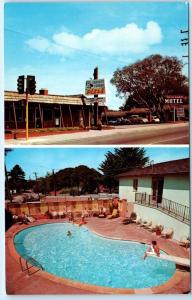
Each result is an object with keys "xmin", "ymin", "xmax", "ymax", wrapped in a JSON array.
[{"xmin": 135, "ymin": 192, "xmax": 189, "ymax": 224}]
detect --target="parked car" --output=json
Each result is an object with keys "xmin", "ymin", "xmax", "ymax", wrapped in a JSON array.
[
  {"xmin": 152, "ymin": 116, "xmax": 160, "ymax": 123},
  {"xmin": 128, "ymin": 115, "xmax": 143, "ymax": 124},
  {"xmin": 108, "ymin": 120, "xmax": 118, "ymax": 125},
  {"xmin": 140, "ymin": 117, "xmax": 149, "ymax": 124},
  {"xmin": 116, "ymin": 118, "xmax": 131, "ymax": 125}
]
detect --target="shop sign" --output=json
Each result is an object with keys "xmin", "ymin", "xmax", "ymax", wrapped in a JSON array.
[{"xmin": 85, "ymin": 79, "xmax": 105, "ymax": 95}]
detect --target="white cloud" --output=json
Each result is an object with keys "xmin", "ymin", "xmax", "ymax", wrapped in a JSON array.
[{"xmin": 26, "ymin": 21, "xmax": 162, "ymax": 56}]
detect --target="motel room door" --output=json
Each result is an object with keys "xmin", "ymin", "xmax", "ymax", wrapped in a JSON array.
[
  {"xmin": 152, "ymin": 177, "xmax": 164, "ymax": 204},
  {"xmin": 54, "ymin": 108, "xmax": 60, "ymax": 127}
]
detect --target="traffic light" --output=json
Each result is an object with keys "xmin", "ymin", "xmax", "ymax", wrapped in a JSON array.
[
  {"xmin": 27, "ymin": 75, "xmax": 36, "ymax": 95},
  {"xmin": 93, "ymin": 67, "xmax": 98, "ymax": 79},
  {"xmin": 17, "ymin": 75, "xmax": 25, "ymax": 94}
]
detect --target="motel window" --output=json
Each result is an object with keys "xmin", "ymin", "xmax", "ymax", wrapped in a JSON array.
[
  {"xmin": 133, "ymin": 179, "xmax": 138, "ymax": 191},
  {"xmin": 44, "ymin": 108, "xmax": 53, "ymax": 121}
]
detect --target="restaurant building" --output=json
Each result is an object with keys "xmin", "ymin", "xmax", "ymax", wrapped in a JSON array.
[{"xmin": 4, "ymin": 89, "xmax": 107, "ymax": 130}]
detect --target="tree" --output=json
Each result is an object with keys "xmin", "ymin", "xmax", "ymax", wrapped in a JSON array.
[
  {"xmin": 5, "ymin": 149, "xmax": 13, "ymax": 201},
  {"xmin": 99, "ymin": 148, "xmax": 149, "ymax": 192},
  {"xmin": 9, "ymin": 164, "xmax": 26, "ymax": 193},
  {"xmin": 111, "ymin": 54, "xmax": 188, "ymax": 116}
]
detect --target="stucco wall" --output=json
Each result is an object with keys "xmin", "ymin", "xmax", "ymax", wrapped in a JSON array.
[
  {"xmin": 119, "ymin": 177, "xmax": 152, "ymax": 202},
  {"xmin": 134, "ymin": 204, "xmax": 189, "ymax": 241},
  {"xmin": 163, "ymin": 175, "xmax": 189, "ymax": 206},
  {"xmin": 119, "ymin": 174, "xmax": 189, "ymax": 206}
]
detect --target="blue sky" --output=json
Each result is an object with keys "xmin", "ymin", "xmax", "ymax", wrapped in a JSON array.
[
  {"xmin": 4, "ymin": 2, "xmax": 188, "ymax": 109},
  {"xmin": 5, "ymin": 147, "xmax": 189, "ymax": 179}
]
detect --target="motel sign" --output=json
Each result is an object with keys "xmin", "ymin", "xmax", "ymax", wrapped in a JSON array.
[{"xmin": 164, "ymin": 95, "xmax": 187, "ymax": 105}]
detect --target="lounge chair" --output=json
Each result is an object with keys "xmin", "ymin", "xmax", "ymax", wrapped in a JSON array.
[
  {"xmin": 147, "ymin": 223, "xmax": 158, "ymax": 232},
  {"xmin": 139, "ymin": 220, "xmax": 148, "ymax": 227},
  {"xmin": 132, "ymin": 215, "xmax": 141, "ymax": 224},
  {"xmin": 58, "ymin": 211, "xmax": 65, "ymax": 218},
  {"xmin": 107, "ymin": 209, "xmax": 119, "ymax": 219},
  {"xmin": 179, "ymin": 236, "xmax": 190, "ymax": 248},
  {"xmin": 143, "ymin": 221, "xmax": 152, "ymax": 229},
  {"xmin": 161, "ymin": 228, "xmax": 173, "ymax": 239},
  {"xmin": 26, "ymin": 216, "xmax": 36, "ymax": 223},
  {"xmin": 121, "ymin": 212, "xmax": 137, "ymax": 224},
  {"xmin": 50, "ymin": 211, "xmax": 58, "ymax": 219}
]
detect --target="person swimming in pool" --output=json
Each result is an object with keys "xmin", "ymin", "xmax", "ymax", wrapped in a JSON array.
[
  {"xmin": 143, "ymin": 240, "xmax": 160, "ymax": 259},
  {"xmin": 67, "ymin": 230, "xmax": 72, "ymax": 237}
]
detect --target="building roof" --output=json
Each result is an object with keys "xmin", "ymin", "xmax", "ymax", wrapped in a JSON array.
[
  {"xmin": 4, "ymin": 91, "xmax": 106, "ymax": 107},
  {"xmin": 106, "ymin": 108, "xmax": 150, "ymax": 118},
  {"xmin": 117, "ymin": 158, "xmax": 189, "ymax": 178}
]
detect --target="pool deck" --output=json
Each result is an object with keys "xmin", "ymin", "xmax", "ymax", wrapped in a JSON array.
[{"xmin": 5, "ymin": 217, "xmax": 190, "ymax": 295}]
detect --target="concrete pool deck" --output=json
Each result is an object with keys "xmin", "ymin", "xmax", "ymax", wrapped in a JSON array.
[{"xmin": 5, "ymin": 217, "xmax": 190, "ymax": 294}]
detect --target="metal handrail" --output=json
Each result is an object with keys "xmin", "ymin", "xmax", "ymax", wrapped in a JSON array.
[
  {"xmin": 19, "ymin": 255, "xmax": 43, "ymax": 275},
  {"xmin": 135, "ymin": 192, "xmax": 189, "ymax": 224}
]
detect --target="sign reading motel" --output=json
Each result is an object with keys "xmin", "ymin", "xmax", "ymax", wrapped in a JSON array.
[
  {"xmin": 85, "ymin": 79, "xmax": 105, "ymax": 95},
  {"xmin": 164, "ymin": 95, "xmax": 187, "ymax": 105}
]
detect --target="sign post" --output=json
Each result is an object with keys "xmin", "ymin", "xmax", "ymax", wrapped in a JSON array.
[{"xmin": 85, "ymin": 67, "xmax": 106, "ymax": 128}]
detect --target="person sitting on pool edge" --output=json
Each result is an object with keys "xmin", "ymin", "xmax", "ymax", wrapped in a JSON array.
[{"xmin": 143, "ymin": 240, "xmax": 160, "ymax": 259}]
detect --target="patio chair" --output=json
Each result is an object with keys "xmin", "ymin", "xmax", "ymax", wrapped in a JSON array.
[
  {"xmin": 107, "ymin": 209, "xmax": 119, "ymax": 219},
  {"xmin": 50, "ymin": 211, "xmax": 58, "ymax": 219},
  {"xmin": 26, "ymin": 215, "xmax": 36, "ymax": 223},
  {"xmin": 58, "ymin": 211, "xmax": 65, "ymax": 218},
  {"xmin": 132, "ymin": 215, "xmax": 141, "ymax": 224},
  {"xmin": 147, "ymin": 223, "xmax": 158, "ymax": 232},
  {"xmin": 161, "ymin": 228, "xmax": 174, "ymax": 239},
  {"xmin": 121, "ymin": 212, "xmax": 137, "ymax": 224},
  {"xmin": 179, "ymin": 236, "xmax": 190, "ymax": 248},
  {"xmin": 143, "ymin": 221, "xmax": 152, "ymax": 229},
  {"xmin": 139, "ymin": 220, "xmax": 148, "ymax": 227}
]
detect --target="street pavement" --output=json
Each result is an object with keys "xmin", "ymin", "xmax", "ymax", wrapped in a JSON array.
[{"xmin": 5, "ymin": 123, "xmax": 189, "ymax": 145}]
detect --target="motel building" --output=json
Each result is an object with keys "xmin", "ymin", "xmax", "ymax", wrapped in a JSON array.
[
  {"xmin": 118, "ymin": 158, "xmax": 189, "ymax": 241},
  {"xmin": 105, "ymin": 95, "xmax": 189, "ymax": 124},
  {"xmin": 4, "ymin": 89, "xmax": 107, "ymax": 130}
]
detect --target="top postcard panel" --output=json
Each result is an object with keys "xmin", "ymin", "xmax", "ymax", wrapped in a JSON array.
[{"xmin": 4, "ymin": 1, "xmax": 189, "ymax": 145}]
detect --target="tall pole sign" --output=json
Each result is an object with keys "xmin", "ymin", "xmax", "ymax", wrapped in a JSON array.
[
  {"xmin": 17, "ymin": 75, "xmax": 36, "ymax": 140},
  {"xmin": 93, "ymin": 67, "xmax": 99, "ymax": 127}
]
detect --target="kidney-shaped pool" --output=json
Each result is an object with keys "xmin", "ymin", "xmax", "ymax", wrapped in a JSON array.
[{"xmin": 14, "ymin": 223, "xmax": 176, "ymax": 289}]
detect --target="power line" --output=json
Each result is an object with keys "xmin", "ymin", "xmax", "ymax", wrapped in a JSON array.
[{"xmin": 5, "ymin": 27, "xmax": 107, "ymax": 59}]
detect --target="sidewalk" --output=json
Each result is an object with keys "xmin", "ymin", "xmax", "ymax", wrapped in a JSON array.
[{"xmin": 5, "ymin": 123, "xmax": 188, "ymax": 145}]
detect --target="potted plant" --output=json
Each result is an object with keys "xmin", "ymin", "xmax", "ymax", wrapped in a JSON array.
[{"xmin": 156, "ymin": 225, "xmax": 163, "ymax": 235}]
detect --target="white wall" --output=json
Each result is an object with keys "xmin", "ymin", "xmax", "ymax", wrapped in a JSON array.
[
  {"xmin": 119, "ymin": 178, "xmax": 135, "ymax": 202},
  {"xmin": 119, "ymin": 174, "xmax": 189, "ymax": 207},
  {"xmin": 134, "ymin": 204, "xmax": 189, "ymax": 241},
  {"xmin": 119, "ymin": 176, "xmax": 152, "ymax": 202},
  {"xmin": 163, "ymin": 175, "xmax": 189, "ymax": 206}
]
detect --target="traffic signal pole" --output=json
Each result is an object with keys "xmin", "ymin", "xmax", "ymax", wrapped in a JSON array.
[{"xmin": 17, "ymin": 75, "xmax": 36, "ymax": 141}]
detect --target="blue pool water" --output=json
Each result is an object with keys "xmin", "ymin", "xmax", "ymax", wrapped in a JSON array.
[{"xmin": 14, "ymin": 223, "xmax": 176, "ymax": 289}]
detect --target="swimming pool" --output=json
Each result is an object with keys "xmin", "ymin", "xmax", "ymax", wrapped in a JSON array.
[{"xmin": 14, "ymin": 223, "xmax": 176, "ymax": 289}]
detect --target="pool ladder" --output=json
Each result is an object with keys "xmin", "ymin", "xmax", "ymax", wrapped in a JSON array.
[{"xmin": 19, "ymin": 255, "xmax": 44, "ymax": 276}]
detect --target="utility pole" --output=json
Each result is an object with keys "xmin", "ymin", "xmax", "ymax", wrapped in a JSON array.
[
  {"xmin": 93, "ymin": 67, "xmax": 99, "ymax": 127},
  {"xmin": 52, "ymin": 169, "xmax": 57, "ymax": 197},
  {"xmin": 33, "ymin": 172, "xmax": 40, "ymax": 200},
  {"xmin": 180, "ymin": 29, "xmax": 189, "ymax": 62}
]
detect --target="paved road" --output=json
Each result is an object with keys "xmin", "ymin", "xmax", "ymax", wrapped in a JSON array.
[
  {"xmin": 72, "ymin": 125, "xmax": 189, "ymax": 145},
  {"xmin": 6, "ymin": 123, "xmax": 189, "ymax": 145}
]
